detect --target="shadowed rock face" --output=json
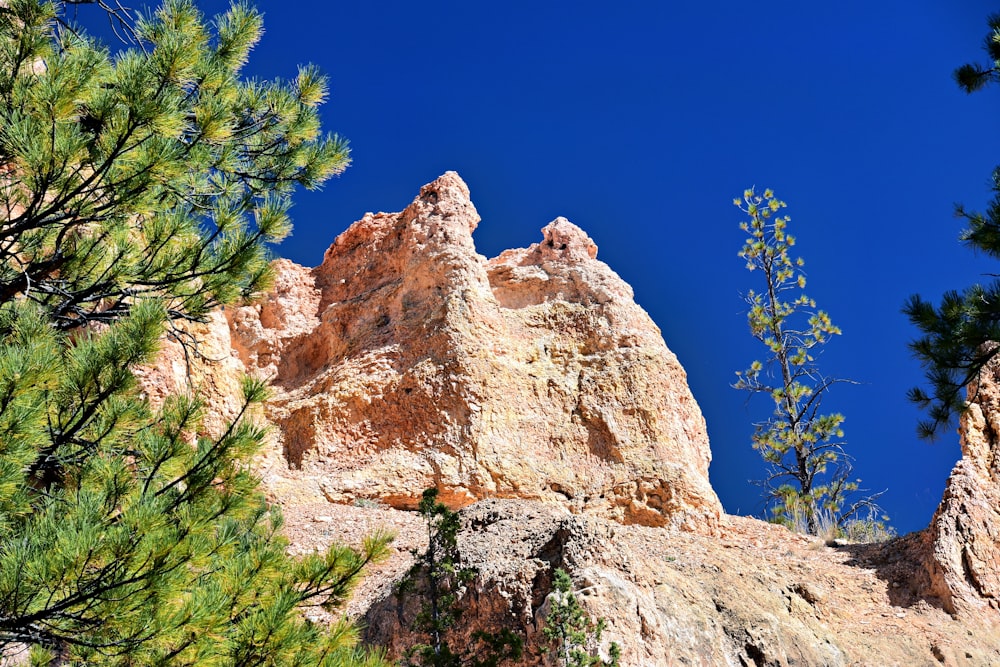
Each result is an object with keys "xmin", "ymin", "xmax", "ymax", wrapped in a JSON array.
[{"xmin": 226, "ymin": 172, "xmax": 721, "ymax": 531}]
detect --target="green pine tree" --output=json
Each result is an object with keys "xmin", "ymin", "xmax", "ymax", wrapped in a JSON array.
[
  {"xmin": 734, "ymin": 188, "xmax": 886, "ymax": 535},
  {"xmin": 906, "ymin": 13, "xmax": 1000, "ymax": 439},
  {"xmin": 0, "ymin": 1, "xmax": 390, "ymax": 664},
  {"xmin": 401, "ymin": 489, "xmax": 522, "ymax": 667},
  {"xmin": 541, "ymin": 569, "xmax": 619, "ymax": 667}
]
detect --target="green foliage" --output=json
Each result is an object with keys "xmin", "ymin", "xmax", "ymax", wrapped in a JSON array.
[
  {"xmin": 953, "ymin": 13, "xmax": 1000, "ymax": 93},
  {"xmin": 541, "ymin": 569, "xmax": 619, "ymax": 667},
  {"xmin": 404, "ymin": 488, "xmax": 475, "ymax": 666},
  {"xmin": 778, "ymin": 502, "xmax": 895, "ymax": 544},
  {"xmin": 0, "ymin": 0, "xmax": 349, "ymax": 332},
  {"xmin": 0, "ymin": 1, "xmax": 389, "ymax": 664},
  {"xmin": 841, "ymin": 508, "xmax": 897, "ymax": 544},
  {"xmin": 402, "ymin": 489, "xmax": 522, "ymax": 667},
  {"xmin": 906, "ymin": 14, "xmax": 1000, "ymax": 439},
  {"xmin": 734, "ymin": 188, "xmax": 883, "ymax": 535}
]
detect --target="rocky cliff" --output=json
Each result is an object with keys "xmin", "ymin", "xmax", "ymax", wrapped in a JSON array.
[
  {"xmin": 220, "ymin": 171, "xmax": 721, "ymax": 531},
  {"xmin": 916, "ymin": 344, "xmax": 1000, "ymax": 619},
  {"xmin": 142, "ymin": 173, "xmax": 1000, "ymax": 666}
]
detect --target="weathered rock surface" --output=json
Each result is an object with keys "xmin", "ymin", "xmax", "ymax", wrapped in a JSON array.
[
  {"xmin": 137, "ymin": 172, "xmax": 1000, "ymax": 665},
  {"xmin": 914, "ymin": 346, "xmax": 1000, "ymax": 619},
  {"xmin": 354, "ymin": 500, "xmax": 1000, "ymax": 667},
  {"xmin": 221, "ymin": 171, "xmax": 721, "ymax": 531},
  {"xmin": 134, "ymin": 310, "xmax": 248, "ymax": 437}
]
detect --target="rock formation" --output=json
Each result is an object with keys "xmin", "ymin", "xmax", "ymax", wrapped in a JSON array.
[
  {"xmin": 138, "ymin": 172, "xmax": 1000, "ymax": 665},
  {"xmin": 916, "ymin": 345, "xmax": 1000, "ymax": 618},
  {"xmin": 134, "ymin": 310, "xmax": 248, "ymax": 437},
  {"xmin": 360, "ymin": 501, "xmax": 1000, "ymax": 666},
  {"xmin": 221, "ymin": 171, "xmax": 721, "ymax": 531}
]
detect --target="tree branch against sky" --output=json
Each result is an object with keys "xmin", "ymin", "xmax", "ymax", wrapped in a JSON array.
[{"xmin": 906, "ymin": 12, "xmax": 1000, "ymax": 441}]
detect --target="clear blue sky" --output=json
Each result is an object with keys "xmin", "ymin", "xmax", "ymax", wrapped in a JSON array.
[{"xmin": 83, "ymin": 1, "xmax": 1000, "ymax": 535}]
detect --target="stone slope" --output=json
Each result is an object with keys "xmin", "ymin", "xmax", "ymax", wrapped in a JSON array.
[
  {"xmin": 224, "ymin": 172, "xmax": 721, "ymax": 531},
  {"xmin": 353, "ymin": 501, "xmax": 1000, "ymax": 667}
]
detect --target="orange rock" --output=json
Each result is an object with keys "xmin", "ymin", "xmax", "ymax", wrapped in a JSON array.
[
  {"xmin": 151, "ymin": 172, "xmax": 722, "ymax": 531},
  {"xmin": 135, "ymin": 173, "xmax": 1000, "ymax": 664},
  {"xmin": 920, "ymin": 344, "xmax": 1000, "ymax": 618}
]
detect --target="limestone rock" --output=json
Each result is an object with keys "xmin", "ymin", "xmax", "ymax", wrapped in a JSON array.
[
  {"xmin": 227, "ymin": 258, "xmax": 323, "ymax": 382},
  {"xmin": 130, "ymin": 171, "xmax": 1000, "ymax": 664},
  {"xmin": 225, "ymin": 172, "xmax": 720, "ymax": 531},
  {"xmin": 133, "ymin": 310, "xmax": 248, "ymax": 438},
  {"xmin": 919, "ymin": 346, "xmax": 1000, "ymax": 618},
  {"xmin": 132, "ymin": 310, "xmax": 303, "ymax": 500}
]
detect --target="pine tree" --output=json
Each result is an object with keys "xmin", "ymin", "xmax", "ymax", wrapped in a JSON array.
[
  {"xmin": 402, "ymin": 489, "xmax": 522, "ymax": 667},
  {"xmin": 734, "ymin": 188, "xmax": 883, "ymax": 535},
  {"xmin": 905, "ymin": 13, "xmax": 1000, "ymax": 439},
  {"xmin": 541, "ymin": 569, "xmax": 619, "ymax": 667},
  {"xmin": 0, "ymin": 1, "xmax": 389, "ymax": 664}
]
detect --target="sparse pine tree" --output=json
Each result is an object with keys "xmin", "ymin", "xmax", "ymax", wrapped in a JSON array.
[
  {"xmin": 0, "ymin": 1, "xmax": 391, "ymax": 664},
  {"xmin": 402, "ymin": 488, "xmax": 522, "ymax": 667},
  {"xmin": 734, "ymin": 188, "xmax": 883, "ymax": 535},
  {"xmin": 541, "ymin": 569, "xmax": 619, "ymax": 667}
]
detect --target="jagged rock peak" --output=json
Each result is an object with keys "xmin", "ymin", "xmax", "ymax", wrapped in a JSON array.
[
  {"xmin": 538, "ymin": 216, "xmax": 599, "ymax": 260},
  {"xmin": 154, "ymin": 172, "xmax": 724, "ymax": 532}
]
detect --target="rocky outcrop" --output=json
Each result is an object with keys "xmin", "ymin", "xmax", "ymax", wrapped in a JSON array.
[
  {"xmin": 134, "ymin": 171, "xmax": 1000, "ymax": 665},
  {"xmin": 918, "ymin": 347, "xmax": 1000, "ymax": 618},
  {"xmin": 134, "ymin": 310, "xmax": 248, "ymax": 438},
  {"xmin": 222, "ymin": 172, "xmax": 720, "ymax": 531},
  {"xmin": 356, "ymin": 500, "xmax": 1000, "ymax": 666}
]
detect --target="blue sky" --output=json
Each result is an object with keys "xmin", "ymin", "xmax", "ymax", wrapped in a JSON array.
[{"xmin": 83, "ymin": 2, "xmax": 1000, "ymax": 535}]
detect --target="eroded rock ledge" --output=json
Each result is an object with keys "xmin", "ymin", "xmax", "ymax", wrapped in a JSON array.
[{"xmin": 360, "ymin": 501, "xmax": 1000, "ymax": 666}]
